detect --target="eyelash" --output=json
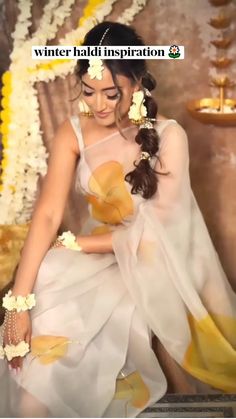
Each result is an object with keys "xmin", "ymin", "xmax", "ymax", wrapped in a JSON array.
[{"xmin": 83, "ymin": 91, "xmax": 120, "ymax": 100}]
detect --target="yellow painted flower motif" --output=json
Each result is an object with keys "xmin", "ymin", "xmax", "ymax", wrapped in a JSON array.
[
  {"xmin": 183, "ymin": 313, "xmax": 236, "ymax": 393},
  {"xmin": 31, "ymin": 335, "xmax": 70, "ymax": 365},
  {"xmin": 114, "ymin": 371, "xmax": 150, "ymax": 409},
  {"xmin": 86, "ymin": 161, "xmax": 134, "ymax": 225}
]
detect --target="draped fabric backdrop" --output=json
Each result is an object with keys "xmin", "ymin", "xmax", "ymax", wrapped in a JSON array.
[{"xmin": 0, "ymin": 0, "xmax": 236, "ymax": 291}]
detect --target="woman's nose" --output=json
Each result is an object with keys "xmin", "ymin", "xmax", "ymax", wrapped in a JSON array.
[{"xmin": 94, "ymin": 94, "xmax": 106, "ymax": 112}]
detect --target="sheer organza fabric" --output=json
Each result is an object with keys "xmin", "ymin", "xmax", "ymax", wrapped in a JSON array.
[{"xmin": 0, "ymin": 116, "xmax": 235, "ymax": 418}]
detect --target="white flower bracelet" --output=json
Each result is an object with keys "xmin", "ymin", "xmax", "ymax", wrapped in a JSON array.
[
  {"xmin": 2, "ymin": 290, "xmax": 36, "ymax": 312},
  {"xmin": 3, "ymin": 341, "xmax": 30, "ymax": 361},
  {"xmin": 51, "ymin": 231, "xmax": 82, "ymax": 251},
  {"xmin": 0, "ymin": 291, "xmax": 36, "ymax": 360}
]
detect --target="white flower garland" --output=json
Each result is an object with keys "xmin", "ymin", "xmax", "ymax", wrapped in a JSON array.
[
  {"xmin": 0, "ymin": 71, "xmax": 48, "ymax": 223},
  {"xmin": 117, "ymin": 0, "xmax": 147, "ymax": 24},
  {"xmin": 11, "ymin": 0, "xmax": 33, "ymax": 50}
]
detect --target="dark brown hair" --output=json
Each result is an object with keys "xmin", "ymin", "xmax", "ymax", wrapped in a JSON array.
[{"xmin": 75, "ymin": 21, "xmax": 165, "ymax": 199}]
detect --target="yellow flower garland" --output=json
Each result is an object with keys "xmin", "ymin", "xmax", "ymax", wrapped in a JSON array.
[{"xmin": 0, "ymin": 71, "xmax": 12, "ymax": 192}]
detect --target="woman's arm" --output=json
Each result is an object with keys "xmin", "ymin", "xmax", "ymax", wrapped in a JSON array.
[
  {"xmin": 12, "ymin": 119, "xmax": 79, "ymax": 297},
  {"xmin": 76, "ymin": 232, "xmax": 114, "ymax": 254}
]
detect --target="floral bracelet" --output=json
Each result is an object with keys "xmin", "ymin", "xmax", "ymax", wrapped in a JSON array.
[
  {"xmin": 3, "ymin": 341, "xmax": 30, "ymax": 361},
  {"xmin": 2, "ymin": 290, "xmax": 36, "ymax": 312},
  {"xmin": 51, "ymin": 231, "xmax": 82, "ymax": 251}
]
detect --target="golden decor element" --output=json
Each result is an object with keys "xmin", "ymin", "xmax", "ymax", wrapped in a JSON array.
[
  {"xmin": 210, "ymin": 57, "xmax": 233, "ymax": 68},
  {"xmin": 210, "ymin": 76, "xmax": 235, "ymax": 112},
  {"xmin": 211, "ymin": 37, "xmax": 232, "ymax": 48},
  {"xmin": 187, "ymin": 98, "xmax": 236, "ymax": 126},
  {"xmin": 210, "ymin": 75, "xmax": 234, "ymax": 88},
  {"xmin": 187, "ymin": 0, "xmax": 235, "ymax": 127},
  {"xmin": 209, "ymin": 15, "xmax": 231, "ymax": 29},
  {"xmin": 209, "ymin": 0, "xmax": 232, "ymax": 5}
]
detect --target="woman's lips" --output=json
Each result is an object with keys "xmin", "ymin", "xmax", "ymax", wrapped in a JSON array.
[{"xmin": 95, "ymin": 112, "xmax": 111, "ymax": 118}]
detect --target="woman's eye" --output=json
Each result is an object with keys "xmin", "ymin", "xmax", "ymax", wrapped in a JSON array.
[
  {"xmin": 107, "ymin": 93, "xmax": 120, "ymax": 100},
  {"xmin": 82, "ymin": 91, "xmax": 119, "ymax": 100},
  {"xmin": 83, "ymin": 91, "xmax": 93, "ymax": 96}
]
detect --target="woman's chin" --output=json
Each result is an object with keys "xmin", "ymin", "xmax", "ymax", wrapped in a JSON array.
[{"xmin": 94, "ymin": 115, "xmax": 116, "ymax": 127}]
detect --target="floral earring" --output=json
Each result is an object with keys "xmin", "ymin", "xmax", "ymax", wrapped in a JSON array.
[
  {"xmin": 128, "ymin": 90, "xmax": 147, "ymax": 124},
  {"xmin": 78, "ymin": 99, "xmax": 93, "ymax": 117}
]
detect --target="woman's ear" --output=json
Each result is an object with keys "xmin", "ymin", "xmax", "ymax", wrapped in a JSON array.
[{"xmin": 133, "ymin": 79, "xmax": 142, "ymax": 93}]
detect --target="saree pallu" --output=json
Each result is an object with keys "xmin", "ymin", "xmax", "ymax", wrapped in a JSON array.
[{"xmin": 0, "ymin": 116, "xmax": 235, "ymax": 417}]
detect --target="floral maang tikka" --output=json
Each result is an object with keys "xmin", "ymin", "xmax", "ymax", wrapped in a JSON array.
[{"xmin": 88, "ymin": 27, "xmax": 110, "ymax": 81}]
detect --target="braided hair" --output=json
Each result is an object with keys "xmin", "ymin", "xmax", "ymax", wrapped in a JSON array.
[{"xmin": 75, "ymin": 21, "xmax": 165, "ymax": 200}]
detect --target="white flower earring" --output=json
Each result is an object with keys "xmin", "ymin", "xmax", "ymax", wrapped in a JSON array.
[
  {"xmin": 128, "ymin": 90, "xmax": 147, "ymax": 124},
  {"xmin": 78, "ymin": 99, "xmax": 93, "ymax": 117}
]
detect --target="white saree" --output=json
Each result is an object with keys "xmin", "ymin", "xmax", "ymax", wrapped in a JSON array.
[{"xmin": 0, "ymin": 115, "xmax": 235, "ymax": 418}]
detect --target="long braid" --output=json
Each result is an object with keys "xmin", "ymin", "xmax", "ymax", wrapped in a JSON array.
[{"xmin": 125, "ymin": 72, "xmax": 164, "ymax": 199}]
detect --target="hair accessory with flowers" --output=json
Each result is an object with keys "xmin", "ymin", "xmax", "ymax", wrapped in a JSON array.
[
  {"xmin": 139, "ymin": 120, "xmax": 154, "ymax": 130},
  {"xmin": 139, "ymin": 151, "xmax": 152, "ymax": 162},
  {"xmin": 128, "ymin": 90, "xmax": 147, "ymax": 123},
  {"xmin": 2, "ymin": 290, "xmax": 36, "ymax": 312}
]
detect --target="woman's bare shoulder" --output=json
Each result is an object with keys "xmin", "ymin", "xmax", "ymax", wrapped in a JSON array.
[{"xmin": 55, "ymin": 117, "xmax": 80, "ymax": 155}]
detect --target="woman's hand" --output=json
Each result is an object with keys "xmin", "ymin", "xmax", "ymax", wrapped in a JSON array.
[
  {"xmin": 2, "ymin": 310, "xmax": 32, "ymax": 373},
  {"xmin": 76, "ymin": 233, "xmax": 114, "ymax": 254}
]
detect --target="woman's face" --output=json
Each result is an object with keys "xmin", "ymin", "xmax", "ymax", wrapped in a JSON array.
[{"xmin": 81, "ymin": 65, "xmax": 139, "ymax": 127}]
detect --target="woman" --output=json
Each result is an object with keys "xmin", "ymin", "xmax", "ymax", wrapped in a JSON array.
[{"xmin": 0, "ymin": 21, "xmax": 236, "ymax": 418}]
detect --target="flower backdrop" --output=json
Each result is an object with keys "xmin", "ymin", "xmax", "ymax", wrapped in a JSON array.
[{"xmin": 0, "ymin": 0, "xmax": 148, "ymax": 292}]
